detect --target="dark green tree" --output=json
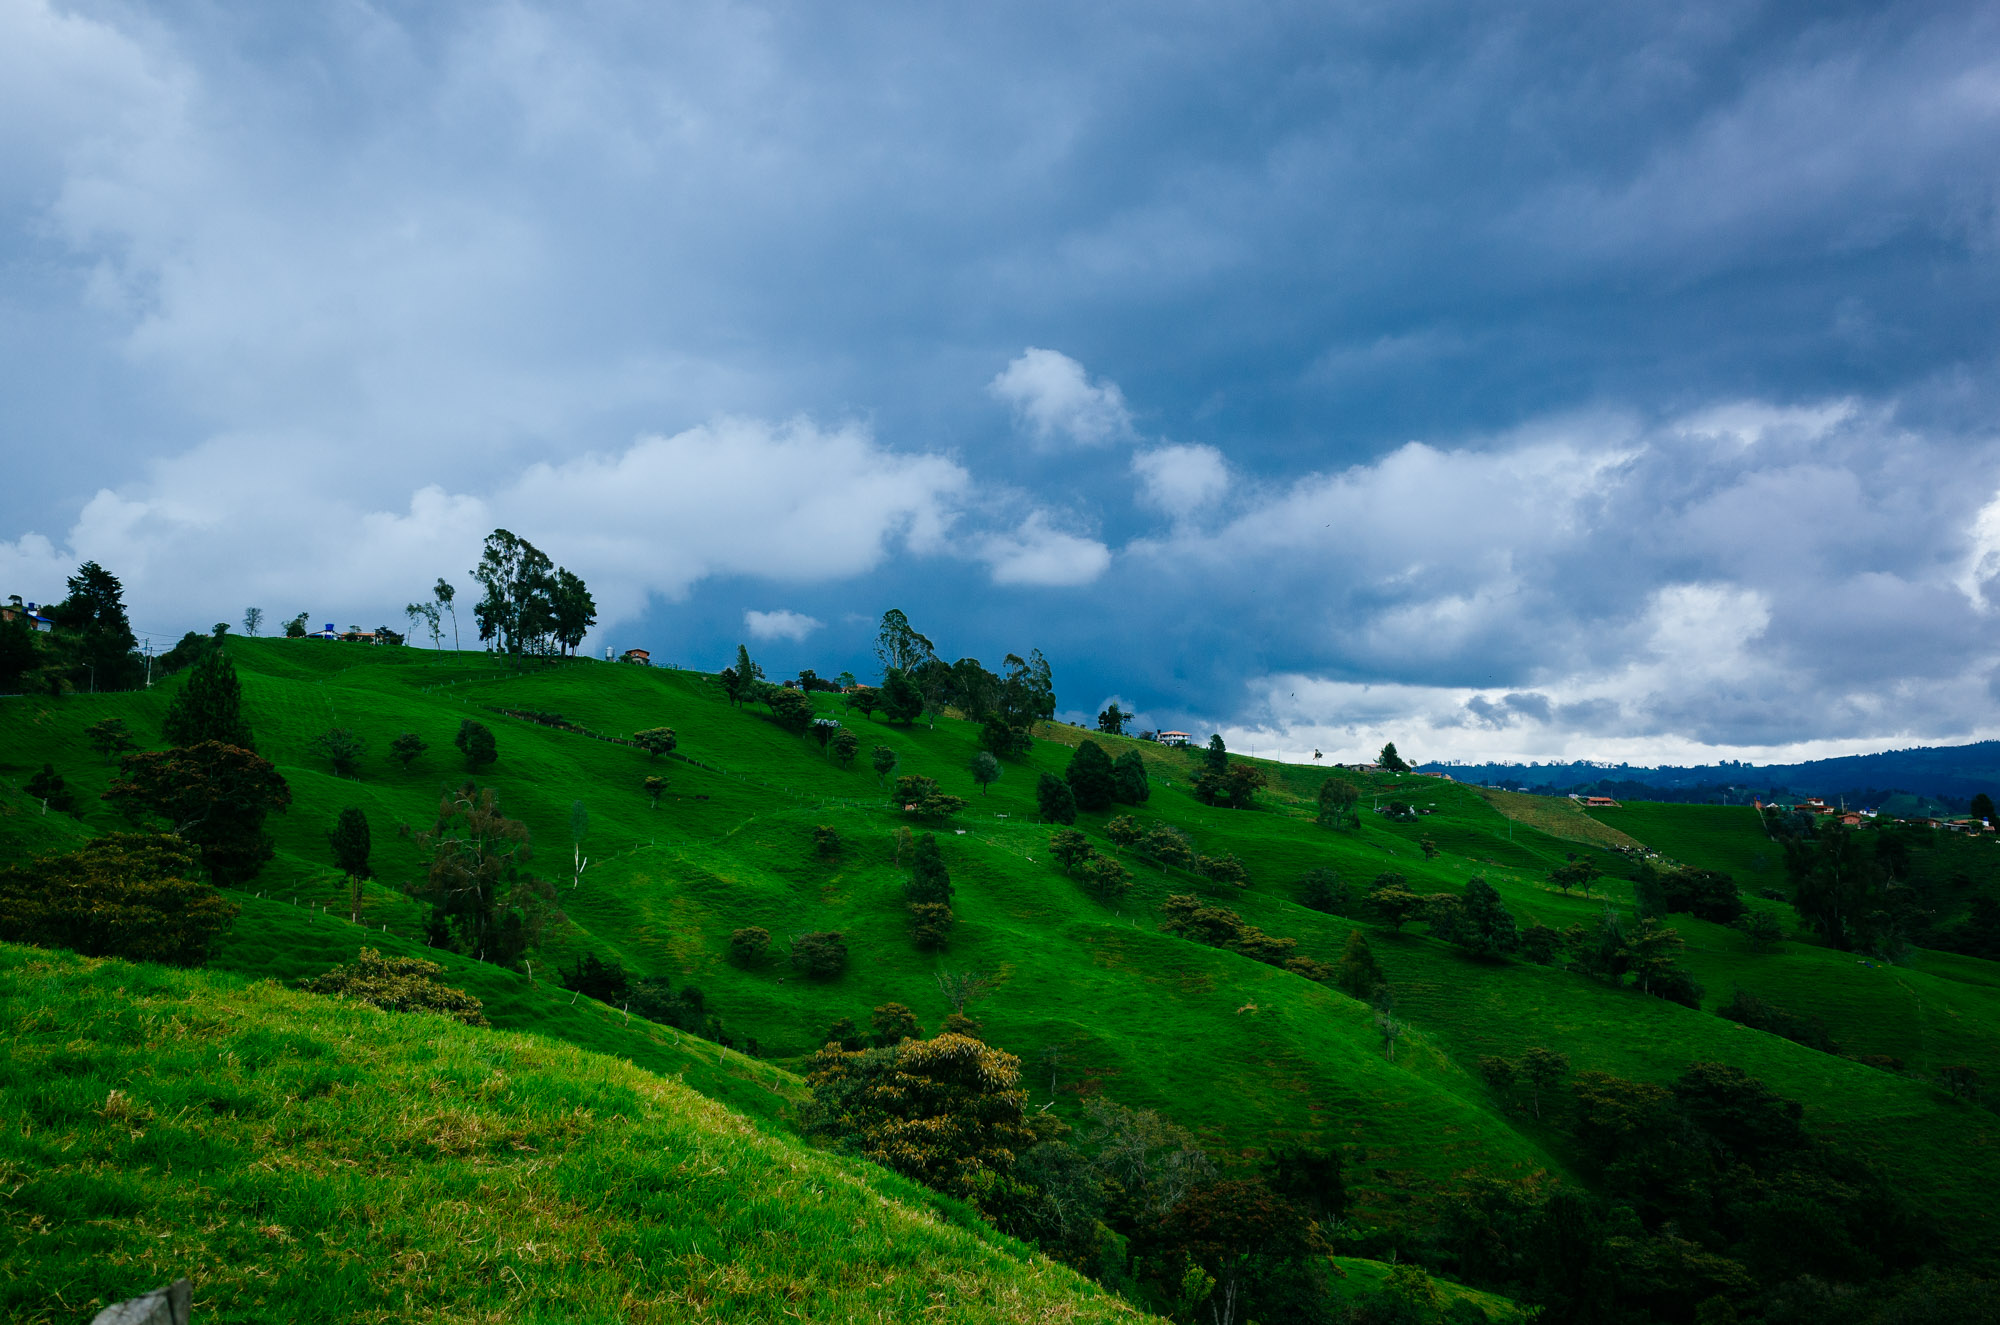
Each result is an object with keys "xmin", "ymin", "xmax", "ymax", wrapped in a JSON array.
[
  {"xmin": 549, "ymin": 566, "xmax": 596, "ymax": 654},
  {"xmin": 1973, "ymin": 792, "xmax": 1997, "ymax": 826},
  {"xmin": 998, "ymin": 650, "xmax": 1056, "ymax": 728},
  {"xmin": 328, "ymin": 807, "xmax": 373, "ymax": 884},
  {"xmin": 415, "ymin": 782, "xmax": 551, "ymax": 966},
  {"xmin": 161, "ymin": 649, "xmax": 253, "ymax": 749},
  {"xmin": 0, "ymin": 613, "xmax": 40, "ymax": 693},
  {"xmin": 470, "ymin": 529, "xmax": 561, "ymax": 656},
  {"xmin": 729, "ymin": 927, "xmax": 771, "ymax": 965},
  {"xmin": 1096, "ymin": 703, "xmax": 1132, "ymax": 734},
  {"xmin": 1299, "ymin": 868, "xmax": 1345, "ymax": 913},
  {"xmin": 871, "ymin": 744, "xmax": 899, "ymax": 785},
  {"xmin": 1335, "ymin": 929, "xmax": 1384, "ymax": 998},
  {"xmin": 85, "ymin": 718, "xmax": 137, "ymax": 763},
  {"xmin": 767, "ymin": 687, "xmax": 815, "ymax": 734},
  {"xmin": 970, "ymin": 751, "xmax": 1001, "ymax": 794},
  {"xmin": 1377, "ymin": 742, "xmax": 1410, "ymax": 773},
  {"xmin": 310, "ymin": 727, "xmax": 365, "ymax": 777},
  {"xmin": 880, "ymin": 667, "xmax": 925, "ymax": 723},
  {"xmin": 790, "ymin": 930, "xmax": 848, "ymax": 980},
  {"xmin": 26, "ymin": 763, "xmax": 73, "ymax": 812},
  {"xmin": 455, "ymin": 719, "xmax": 497, "ymax": 770},
  {"xmin": 1436, "ymin": 878, "xmax": 1520, "ymax": 958},
  {"xmin": 1204, "ymin": 733, "xmax": 1229, "ymax": 775},
  {"xmin": 1110, "ymin": 749, "xmax": 1150, "ymax": 804},
  {"xmin": 906, "ymin": 834, "xmax": 953, "ymax": 906},
  {"xmin": 389, "ymin": 732, "xmax": 428, "ymax": 769},
  {"xmin": 104, "ymin": 741, "xmax": 292, "ymax": 885},
  {"xmin": 1065, "ymin": 739, "xmax": 1116, "ymax": 811},
  {"xmin": 48, "ymin": 561, "xmax": 142, "ymax": 690},
  {"xmin": 829, "ymin": 728, "xmax": 860, "ymax": 767},
  {"xmin": 1036, "ymin": 772, "xmax": 1077, "ymax": 825},
  {"xmin": 1316, "ymin": 776, "xmax": 1359, "ymax": 827},
  {"xmin": 720, "ymin": 643, "xmax": 764, "ymax": 707}
]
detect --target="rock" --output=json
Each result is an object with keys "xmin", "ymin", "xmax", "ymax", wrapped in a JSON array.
[{"xmin": 91, "ymin": 1279, "xmax": 191, "ymax": 1325}]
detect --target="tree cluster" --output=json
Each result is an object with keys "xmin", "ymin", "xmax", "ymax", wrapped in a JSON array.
[
  {"xmin": 469, "ymin": 528, "xmax": 597, "ymax": 657},
  {"xmin": 892, "ymin": 774, "xmax": 968, "ymax": 821},
  {"xmin": 1047, "ymin": 828, "xmax": 1133, "ymax": 903},
  {"xmin": 558, "ymin": 952, "xmax": 741, "ymax": 1046},
  {"xmin": 1190, "ymin": 735, "xmax": 1266, "ymax": 810}
]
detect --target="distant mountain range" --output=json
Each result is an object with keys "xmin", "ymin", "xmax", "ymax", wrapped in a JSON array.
[{"xmin": 1421, "ymin": 741, "xmax": 2000, "ymax": 808}]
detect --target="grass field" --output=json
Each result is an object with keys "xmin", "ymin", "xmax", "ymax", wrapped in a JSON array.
[{"xmin": 6, "ymin": 637, "xmax": 2000, "ymax": 1300}]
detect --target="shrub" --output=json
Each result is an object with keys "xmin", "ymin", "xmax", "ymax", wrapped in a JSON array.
[
  {"xmin": 791, "ymin": 930, "xmax": 849, "ymax": 980},
  {"xmin": 813, "ymin": 825, "xmax": 841, "ymax": 858},
  {"xmin": 870, "ymin": 1002, "xmax": 924, "ymax": 1046},
  {"xmin": 1520, "ymin": 921, "xmax": 1563, "ymax": 965},
  {"xmin": 1718, "ymin": 988, "xmax": 1838, "ymax": 1053},
  {"xmin": 1141, "ymin": 824, "xmax": 1196, "ymax": 870},
  {"xmin": 643, "ymin": 775, "xmax": 666, "ymax": 808},
  {"xmin": 729, "ymin": 927, "xmax": 772, "ymax": 965},
  {"xmin": 0, "ymin": 832, "xmax": 236, "ymax": 965},
  {"xmin": 1104, "ymin": 814, "xmax": 1144, "ymax": 847},
  {"xmin": 454, "ymin": 719, "xmax": 497, "ymax": 770},
  {"xmin": 301, "ymin": 948, "xmax": 488, "ymax": 1025}
]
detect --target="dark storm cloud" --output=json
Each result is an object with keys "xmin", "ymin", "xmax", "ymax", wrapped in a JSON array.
[{"xmin": 2, "ymin": 0, "xmax": 1999, "ymax": 760}]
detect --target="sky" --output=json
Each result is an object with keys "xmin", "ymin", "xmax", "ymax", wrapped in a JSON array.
[{"xmin": 5, "ymin": 0, "xmax": 2000, "ymax": 766}]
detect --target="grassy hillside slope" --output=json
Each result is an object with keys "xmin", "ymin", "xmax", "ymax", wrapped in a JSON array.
[
  {"xmin": 0, "ymin": 942, "xmax": 1145, "ymax": 1324},
  {"xmin": 6, "ymin": 639, "xmax": 2000, "ymax": 1265}
]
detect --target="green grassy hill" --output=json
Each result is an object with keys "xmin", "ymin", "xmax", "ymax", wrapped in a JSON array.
[
  {"xmin": 0, "ymin": 942, "xmax": 1138, "ymax": 1323},
  {"xmin": 6, "ymin": 637, "xmax": 2000, "ymax": 1308}
]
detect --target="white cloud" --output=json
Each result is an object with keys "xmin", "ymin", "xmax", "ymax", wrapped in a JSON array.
[
  {"xmin": 988, "ymin": 348, "xmax": 1134, "ymax": 448},
  {"xmin": 977, "ymin": 511, "xmax": 1112, "ymax": 587},
  {"xmin": 2, "ymin": 415, "xmax": 967, "ymax": 646},
  {"xmin": 744, "ymin": 608, "xmax": 823, "ymax": 642},
  {"xmin": 1132, "ymin": 443, "xmax": 1229, "ymax": 515}
]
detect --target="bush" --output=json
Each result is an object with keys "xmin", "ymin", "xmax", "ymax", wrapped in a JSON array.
[
  {"xmin": 767, "ymin": 688, "xmax": 815, "ymax": 734},
  {"xmin": 1738, "ymin": 910, "xmax": 1785, "ymax": 953},
  {"xmin": 729, "ymin": 927, "xmax": 772, "ymax": 965},
  {"xmin": 870, "ymin": 1002, "xmax": 924, "ymax": 1046},
  {"xmin": 1141, "ymin": 824, "xmax": 1196, "ymax": 870},
  {"xmin": 1335, "ymin": 930, "xmax": 1384, "ymax": 998},
  {"xmin": 1048, "ymin": 829, "xmax": 1092, "ymax": 873},
  {"xmin": 1104, "ymin": 814, "xmax": 1144, "ymax": 847},
  {"xmin": 455, "ymin": 719, "xmax": 497, "ymax": 770},
  {"xmin": 0, "ymin": 833, "xmax": 236, "ymax": 965},
  {"xmin": 301, "ymin": 948, "xmax": 488, "ymax": 1025},
  {"xmin": 389, "ymin": 732, "xmax": 428, "ymax": 768},
  {"xmin": 813, "ymin": 825, "xmax": 841, "ymax": 858},
  {"xmin": 905, "ymin": 834, "xmax": 953, "ymax": 906},
  {"xmin": 791, "ymin": 930, "xmax": 848, "ymax": 980}
]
